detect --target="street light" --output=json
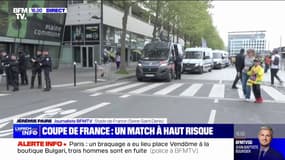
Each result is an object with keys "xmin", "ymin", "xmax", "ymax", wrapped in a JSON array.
[{"xmin": 91, "ymin": 0, "xmax": 103, "ymax": 65}]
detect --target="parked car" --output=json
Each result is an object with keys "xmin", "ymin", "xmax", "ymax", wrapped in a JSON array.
[
  {"xmin": 182, "ymin": 47, "xmax": 213, "ymax": 74},
  {"xmin": 136, "ymin": 40, "xmax": 183, "ymax": 82}
]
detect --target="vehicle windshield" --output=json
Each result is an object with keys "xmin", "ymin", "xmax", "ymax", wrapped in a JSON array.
[
  {"xmin": 142, "ymin": 42, "xmax": 169, "ymax": 60},
  {"xmin": 213, "ymin": 52, "xmax": 222, "ymax": 58},
  {"xmin": 184, "ymin": 51, "xmax": 203, "ymax": 59}
]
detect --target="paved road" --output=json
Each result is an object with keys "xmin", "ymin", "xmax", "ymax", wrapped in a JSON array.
[{"xmin": 1, "ymin": 67, "xmax": 285, "ymax": 137}]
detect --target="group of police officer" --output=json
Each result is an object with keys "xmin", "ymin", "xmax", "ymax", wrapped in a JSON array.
[{"xmin": 0, "ymin": 49, "xmax": 52, "ymax": 92}]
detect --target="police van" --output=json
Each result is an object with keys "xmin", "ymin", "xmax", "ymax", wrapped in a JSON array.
[
  {"xmin": 136, "ymin": 40, "xmax": 184, "ymax": 82},
  {"xmin": 182, "ymin": 47, "xmax": 213, "ymax": 74}
]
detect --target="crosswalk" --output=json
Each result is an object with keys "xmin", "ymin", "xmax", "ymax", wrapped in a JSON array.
[
  {"xmin": 0, "ymin": 93, "xmax": 9, "ymax": 97},
  {"xmin": 83, "ymin": 81, "xmax": 285, "ymax": 102}
]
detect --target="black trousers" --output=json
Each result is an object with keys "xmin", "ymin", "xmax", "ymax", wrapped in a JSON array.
[
  {"xmin": 270, "ymin": 69, "xmax": 282, "ymax": 85},
  {"xmin": 44, "ymin": 68, "xmax": 51, "ymax": 89},
  {"xmin": 11, "ymin": 72, "xmax": 19, "ymax": 90},
  {"xmin": 175, "ymin": 63, "xmax": 182, "ymax": 80},
  {"xmin": 31, "ymin": 68, "xmax": 42, "ymax": 87},
  {"xmin": 232, "ymin": 71, "xmax": 242, "ymax": 87},
  {"xmin": 20, "ymin": 69, "xmax": 28, "ymax": 85},
  {"xmin": 252, "ymin": 84, "xmax": 261, "ymax": 99}
]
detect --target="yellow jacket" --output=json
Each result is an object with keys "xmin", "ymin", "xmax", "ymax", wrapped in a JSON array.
[{"xmin": 247, "ymin": 65, "xmax": 264, "ymax": 86}]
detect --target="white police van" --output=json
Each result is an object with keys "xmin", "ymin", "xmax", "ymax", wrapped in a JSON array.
[{"xmin": 182, "ymin": 47, "xmax": 213, "ymax": 74}]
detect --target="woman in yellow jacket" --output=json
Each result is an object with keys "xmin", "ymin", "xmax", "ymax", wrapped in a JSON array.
[{"xmin": 247, "ymin": 57, "xmax": 264, "ymax": 103}]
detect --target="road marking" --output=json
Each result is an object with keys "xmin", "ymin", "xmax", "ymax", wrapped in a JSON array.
[
  {"xmin": 90, "ymin": 92, "xmax": 103, "ymax": 97},
  {"xmin": 0, "ymin": 100, "xmax": 77, "ymax": 124},
  {"xmin": 214, "ymin": 99, "xmax": 219, "ymax": 103},
  {"xmin": 0, "ymin": 130, "xmax": 12, "ymax": 137},
  {"xmin": 120, "ymin": 94, "xmax": 130, "ymax": 98},
  {"xmin": 153, "ymin": 83, "xmax": 183, "ymax": 95},
  {"xmin": 59, "ymin": 109, "xmax": 77, "ymax": 115},
  {"xmin": 63, "ymin": 102, "xmax": 110, "ymax": 118},
  {"xmin": 262, "ymin": 86, "xmax": 285, "ymax": 101},
  {"xmin": 237, "ymin": 85, "xmax": 256, "ymax": 100},
  {"xmin": 107, "ymin": 83, "xmax": 145, "ymax": 93},
  {"xmin": 52, "ymin": 81, "xmax": 93, "ymax": 88},
  {"xmin": 179, "ymin": 83, "xmax": 202, "ymax": 97},
  {"xmin": 208, "ymin": 110, "xmax": 216, "ymax": 124},
  {"xmin": 0, "ymin": 94, "xmax": 9, "ymax": 97},
  {"xmin": 209, "ymin": 84, "xmax": 225, "ymax": 98},
  {"xmin": 84, "ymin": 82, "xmax": 129, "ymax": 93},
  {"xmin": 129, "ymin": 83, "xmax": 164, "ymax": 94},
  {"xmin": 0, "ymin": 122, "xmax": 9, "ymax": 129}
]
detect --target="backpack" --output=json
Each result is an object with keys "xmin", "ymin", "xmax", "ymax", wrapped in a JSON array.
[{"xmin": 273, "ymin": 56, "xmax": 279, "ymax": 65}]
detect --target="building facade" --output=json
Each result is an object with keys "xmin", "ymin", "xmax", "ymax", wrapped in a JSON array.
[
  {"xmin": 0, "ymin": 0, "xmax": 67, "ymax": 68},
  {"xmin": 228, "ymin": 31, "xmax": 267, "ymax": 56},
  {"xmin": 61, "ymin": 0, "xmax": 185, "ymax": 68}
]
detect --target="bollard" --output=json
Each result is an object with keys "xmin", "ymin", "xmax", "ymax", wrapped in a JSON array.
[
  {"xmin": 94, "ymin": 61, "xmax": 97, "ymax": 83},
  {"xmin": 73, "ymin": 62, "xmax": 76, "ymax": 87},
  {"xmin": 5, "ymin": 66, "xmax": 9, "ymax": 91}
]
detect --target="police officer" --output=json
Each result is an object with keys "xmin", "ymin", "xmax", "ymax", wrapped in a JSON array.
[
  {"xmin": 41, "ymin": 50, "xmax": 52, "ymax": 91},
  {"xmin": 174, "ymin": 44, "xmax": 182, "ymax": 80},
  {"xmin": 18, "ymin": 51, "xmax": 28, "ymax": 85},
  {"xmin": 9, "ymin": 55, "xmax": 19, "ymax": 91},
  {"xmin": 30, "ymin": 50, "xmax": 42, "ymax": 89},
  {"xmin": 1, "ymin": 51, "xmax": 12, "ymax": 86}
]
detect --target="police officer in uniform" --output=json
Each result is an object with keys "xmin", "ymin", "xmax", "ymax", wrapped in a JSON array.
[
  {"xmin": 41, "ymin": 50, "xmax": 52, "ymax": 91},
  {"xmin": 9, "ymin": 55, "xmax": 19, "ymax": 91},
  {"xmin": 1, "ymin": 51, "xmax": 12, "ymax": 86},
  {"xmin": 174, "ymin": 44, "xmax": 182, "ymax": 80},
  {"xmin": 18, "ymin": 51, "xmax": 28, "ymax": 85},
  {"xmin": 30, "ymin": 50, "xmax": 42, "ymax": 89}
]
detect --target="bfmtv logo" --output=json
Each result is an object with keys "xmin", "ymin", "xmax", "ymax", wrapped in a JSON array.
[{"xmin": 21, "ymin": 127, "xmax": 38, "ymax": 136}]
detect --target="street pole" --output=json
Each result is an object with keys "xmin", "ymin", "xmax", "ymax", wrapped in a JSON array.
[
  {"xmin": 99, "ymin": 0, "xmax": 104, "ymax": 65},
  {"xmin": 94, "ymin": 61, "xmax": 97, "ymax": 83},
  {"xmin": 73, "ymin": 62, "xmax": 76, "ymax": 87}
]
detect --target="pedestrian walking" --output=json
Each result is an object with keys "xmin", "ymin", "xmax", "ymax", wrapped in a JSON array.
[
  {"xmin": 30, "ymin": 50, "xmax": 42, "ymax": 89},
  {"xmin": 174, "ymin": 44, "xmax": 182, "ymax": 80},
  {"xmin": 242, "ymin": 49, "xmax": 256, "ymax": 101},
  {"xmin": 232, "ymin": 48, "xmax": 245, "ymax": 89},
  {"xmin": 264, "ymin": 55, "xmax": 271, "ymax": 73},
  {"xmin": 270, "ymin": 49, "xmax": 283, "ymax": 86},
  {"xmin": 115, "ymin": 53, "xmax": 120, "ymax": 70},
  {"xmin": 0, "ymin": 52, "xmax": 4, "ymax": 84},
  {"xmin": 18, "ymin": 51, "xmax": 28, "ymax": 85},
  {"xmin": 9, "ymin": 55, "xmax": 19, "ymax": 91},
  {"xmin": 247, "ymin": 57, "xmax": 264, "ymax": 103},
  {"xmin": 41, "ymin": 50, "xmax": 52, "ymax": 91}
]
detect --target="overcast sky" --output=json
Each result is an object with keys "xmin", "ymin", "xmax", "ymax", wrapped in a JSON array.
[{"xmin": 211, "ymin": 1, "xmax": 285, "ymax": 50}]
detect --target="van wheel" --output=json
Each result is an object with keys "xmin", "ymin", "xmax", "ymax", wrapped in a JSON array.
[
  {"xmin": 208, "ymin": 68, "xmax": 212, "ymax": 72},
  {"xmin": 137, "ymin": 77, "xmax": 143, "ymax": 82},
  {"xmin": 199, "ymin": 67, "xmax": 203, "ymax": 74},
  {"xmin": 166, "ymin": 71, "xmax": 172, "ymax": 82}
]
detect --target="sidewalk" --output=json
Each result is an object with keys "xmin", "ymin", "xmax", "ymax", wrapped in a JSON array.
[{"xmin": 0, "ymin": 62, "xmax": 137, "ymax": 92}]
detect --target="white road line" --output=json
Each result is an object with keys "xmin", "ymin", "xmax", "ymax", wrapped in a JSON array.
[
  {"xmin": 120, "ymin": 94, "xmax": 130, "ymax": 98},
  {"xmin": 0, "ymin": 131, "xmax": 12, "ymax": 137},
  {"xmin": 237, "ymin": 87, "xmax": 244, "ymax": 99},
  {"xmin": 214, "ymin": 99, "xmax": 219, "ymax": 103},
  {"xmin": 208, "ymin": 110, "xmax": 216, "ymax": 124},
  {"xmin": 0, "ymin": 122, "xmax": 9, "ymax": 129},
  {"xmin": 0, "ymin": 94, "xmax": 9, "ymax": 97},
  {"xmin": 90, "ymin": 92, "xmax": 103, "ymax": 97},
  {"xmin": 262, "ymin": 86, "xmax": 285, "ymax": 101},
  {"xmin": 52, "ymin": 81, "xmax": 93, "ymax": 88},
  {"xmin": 179, "ymin": 83, "xmax": 202, "ymax": 97},
  {"xmin": 63, "ymin": 102, "xmax": 110, "ymax": 118},
  {"xmin": 107, "ymin": 83, "xmax": 145, "ymax": 93},
  {"xmin": 153, "ymin": 83, "xmax": 183, "ymax": 95},
  {"xmin": 84, "ymin": 82, "xmax": 130, "ymax": 93},
  {"xmin": 237, "ymin": 85, "xmax": 255, "ymax": 100},
  {"xmin": 129, "ymin": 83, "xmax": 164, "ymax": 94},
  {"xmin": 209, "ymin": 84, "xmax": 225, "ymax": 98},
  {"xmin": 0, "ymin": 100, "xmax": 77, "ymax": 124}
]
